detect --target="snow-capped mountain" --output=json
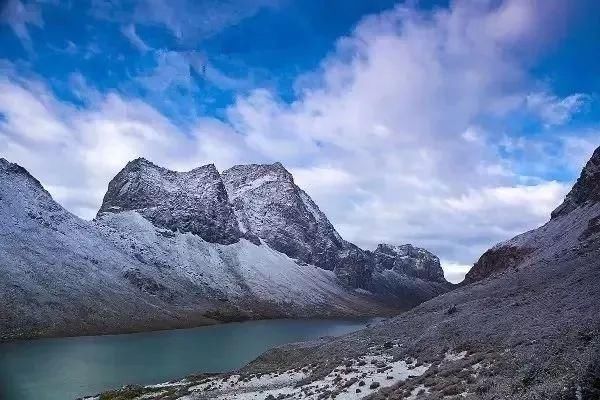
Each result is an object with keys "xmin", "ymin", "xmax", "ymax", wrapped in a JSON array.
[
  {"xmin": 222, "ymin": 162, "xmax": 374, "ymax": 288},
  {"xmin": 0, "ymin": 157, "xmax": 451, "ymax": 340},
  {"xmin": 98, "ymin": 158, "xmax": 243, "ymax": 244}
]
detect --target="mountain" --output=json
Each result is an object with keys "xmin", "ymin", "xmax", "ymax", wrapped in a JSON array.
[
  {"xmin": 0, "ymin": 158, "xmax": 450, "ymax": 341},
  {"xmin": 99, "ymin": 147, "xmax": 600, "ymax": 400},
  {"xmin": 98, "ymin": 158, "xmax": 242, "ymax": 244},
  {"xmin": 464, "ymin": 146, "xmax": 600, "ymax": 284},
  {"xmin": 0, "ymin": 158, "xmax": 214, "ymax": 340},
  {"xmin": 221, "ymin": 162, "xmax": 369, "ymax": 287},
  {"xmin": 221, "ymin": 162, "xmax": 452, "ymax": 301}
]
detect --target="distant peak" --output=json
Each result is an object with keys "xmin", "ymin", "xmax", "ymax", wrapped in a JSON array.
[
  {"xmin": 0, "ymin": 158, "xmax": 45, "ymax": 191},
  {"xmin": 271, "ymin": 161, "xmax": 286, "ymax": 170},
  {"xmin": 551, "ymin": 145, "xmax": 600, "ymax": 219},
  {"xmin": 375, "ymin": 243, "xmax": 436, "ymax": 258}
]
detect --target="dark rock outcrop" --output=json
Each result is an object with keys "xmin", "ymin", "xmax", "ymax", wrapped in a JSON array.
[
  {"xmin": 373, "ymin": 243, "xmax": 446, "ymax": 283},
  {"xmin": 463, "ymin": 245, "xmax": 533, "ymax": 284},
  {"xmin": 98, "ymin": 158, "xmax": 242, "ymax": 244}
]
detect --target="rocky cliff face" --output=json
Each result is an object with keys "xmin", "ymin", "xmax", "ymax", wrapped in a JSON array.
[
  {"xmin": 551, "ymin": 147, "xmax": 600, "ymax": 219},
  {"xmin": 221, "ymin": 162, "xmax": 375, "ymax": 288},
  {"xmin": 373, "ymin": 244, "xmax": 446, "ymax": 282},
  {"xmin": 98, "ymin": 158, "xmax": 242, "ymax": 244},
  {"xmin": 222, "ymin": 163, "xmax": 348, "ymax": 266}
]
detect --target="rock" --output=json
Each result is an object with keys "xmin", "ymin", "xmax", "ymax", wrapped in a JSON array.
[
  {"xmin": 551, "ymin": 146, "xmax": 600, "ymax": 219},
  {"xmin": 222, "ymin": 162, "xmax": 373, "ymax": 288},
  {"xmin": 373, "ymin": 243, "xmax": 446, "ymax": 282},
  {"xmin": 464, "ymin": 246, "xmax": 532, "ymax": 284},
  {"xmin": 370, "ymin": 381, "xmax": 381, "ymax": 389},
  {"xmin": 98, "ymin": 158, "xmax": 242, "ymax": 244}
]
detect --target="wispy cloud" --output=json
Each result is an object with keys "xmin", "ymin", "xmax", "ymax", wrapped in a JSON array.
[
  {"xmin": 527, "ymin": 92, "xmax": 590, "ymax": 127},
  {"xmin": 0, "ymin": 0, "xmax": 43, "ymax": 52},
  {"xmin": 120, "ymin": 23, "xmax": 151, "ymax": 52}
]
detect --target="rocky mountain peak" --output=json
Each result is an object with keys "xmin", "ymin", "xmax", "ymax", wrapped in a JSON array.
[
  {"xmin": 373, "ymin": 243, "xmax": 446, "ymax": 283},
  {"xmin": 221, "ymin": 161, "xmax": 350, "ymax": 273},
  {"xmin": 95, "ymin": 158, "xmax": 450, "ymax": 294},
  {"xmin": 551, "ymin": 146, "xmax": 600, "ymax": 219},
  {"xmin": 98, "ymin": 158, "xmax": 242, "ymax": 244},
  {"xmin": 0, "ymin": 158, "xmax": 45, "ymax": 190}
]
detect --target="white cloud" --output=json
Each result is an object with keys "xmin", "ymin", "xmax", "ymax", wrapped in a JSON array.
[
  {"xmin": 440, "ymin": 261, "xmax": 472, "ymax": 284},
  {"xmin": 120, "ymin": 23, "xmax": 151, "ymax": 52},
  {"xmin": 526, "ymin": 92, "xmax": 590, "ymax": 127},
  {"xmin": 0, "ymin": 0, "xmax": 592, "ymax": 281},
  {"xmin": 0, "ymin": 0, "xmax": 43, "ymax": 51}
]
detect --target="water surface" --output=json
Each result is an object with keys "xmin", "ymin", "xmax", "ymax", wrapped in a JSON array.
[{"xmin": 0, "ymin": 319, "xmax": 374, "ymax": 400}]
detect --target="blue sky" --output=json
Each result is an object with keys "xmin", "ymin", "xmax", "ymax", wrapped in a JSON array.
[{"xmin": 1, "ymin": 0, "xmax": 599, "ymax": 281}]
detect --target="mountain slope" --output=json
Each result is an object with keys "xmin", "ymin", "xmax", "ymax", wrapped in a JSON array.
[
  {"xmin": 221, "ymin": 162, "xmax": 452, "ymax": 299},
  {"xmin": 102, "ymin": 148, "xmax": 600, "ymax": 400},
  {"xmin": 2, "ymin": 158, "xmax": 430, "ymax": 340},
  {"xmin": 0, "ymin": 158, "xmax": 216, "ymax": 340}
]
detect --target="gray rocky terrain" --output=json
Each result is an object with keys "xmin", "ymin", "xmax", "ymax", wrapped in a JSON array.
[
  {"xmin": 0, "ymin": 157, "xmax": 449, "ymax": 341},
  {"xmin": 92, "ymin": 149, "xmax": 600, "ymax": 399}
]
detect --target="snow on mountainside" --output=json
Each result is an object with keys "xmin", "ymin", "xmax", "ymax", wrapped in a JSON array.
[
  {"xmin": 94, "ymin": 211, "xmax": 391, "ymax": 320},
  {"xmin": 0, "ymin": 158, "xmax": 215, "ymax": 340}
]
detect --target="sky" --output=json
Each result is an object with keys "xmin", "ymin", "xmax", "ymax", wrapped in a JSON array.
[{"xmin": 0, "ymin": 0, "xmax": 599, "ymax": 282}]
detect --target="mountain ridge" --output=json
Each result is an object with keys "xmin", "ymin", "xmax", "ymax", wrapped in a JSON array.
[{"xmin": 0, "ymin": 157, "xmax": 450, "ymax": 341}]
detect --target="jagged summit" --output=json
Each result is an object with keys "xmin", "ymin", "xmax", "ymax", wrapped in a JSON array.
[
  {"xmin": 373, "ymin": 243, "xmax": 446, "ymax": 283},
  {"xmin": 551, "ymin": 146, "xmax": 600, "ymax": 219},
  {"xmin": 222, "ymin": 161, "xmax": 356, "ymax": 280},
  {"xmin": 99, "ymin": 158, "xmax": 451, "ymax": 295},
  {"xmin": 98, "ymin": 157, "xmax": 241, "ymax": 244}
]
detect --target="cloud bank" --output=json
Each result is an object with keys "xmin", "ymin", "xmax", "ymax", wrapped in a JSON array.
[{"xmin": 0, "ymin": 0, "xmax": 596, "ymax": 282}]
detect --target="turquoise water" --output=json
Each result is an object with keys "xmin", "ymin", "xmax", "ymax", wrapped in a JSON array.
[{"xmin": 0, "ymin": 319, "xmax": 373, "ymax": 400}]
